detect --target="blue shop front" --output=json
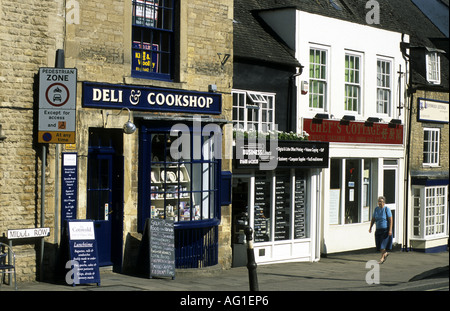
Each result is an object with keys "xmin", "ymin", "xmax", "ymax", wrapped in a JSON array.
[{"xmin": 80, "ymin": 82, "xmax": 231, "ymax": 272}]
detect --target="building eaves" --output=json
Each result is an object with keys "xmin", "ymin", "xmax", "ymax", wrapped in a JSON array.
[{"xmin": 234, "ymin": 0, "xmax": 301, "ymax": 68}]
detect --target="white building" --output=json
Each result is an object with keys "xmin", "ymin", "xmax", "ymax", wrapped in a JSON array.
[{"xmin": 258, "ymin": 7, "xmax": 409, "ymax": 254}]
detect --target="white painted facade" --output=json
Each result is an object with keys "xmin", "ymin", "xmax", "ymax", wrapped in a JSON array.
[{"xmin": 259, "ymin": 9, "xmax": 409, "ymax": 254}]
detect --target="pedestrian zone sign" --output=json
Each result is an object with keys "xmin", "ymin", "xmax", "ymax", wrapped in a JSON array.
[{"xmin": 38, "ymin": 68, "xmax": 77, "ymax": 144}]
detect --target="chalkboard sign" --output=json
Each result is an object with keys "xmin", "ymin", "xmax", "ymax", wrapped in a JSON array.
[
  {"xmin": 138, "ymin": 218, "xmax": 175, "ymax": 279},
  {"xmin": 66, "ymin": 220, "xmax": 100, "ymax": 286}
]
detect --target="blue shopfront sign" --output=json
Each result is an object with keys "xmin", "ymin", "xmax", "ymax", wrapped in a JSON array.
[{"xmin": 82, "ymin": 82, "xmax": 222, "ymax": 114}]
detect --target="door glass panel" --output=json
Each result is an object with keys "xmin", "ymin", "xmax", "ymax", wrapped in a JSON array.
[
  {"xmin": 383, "ymin": 169, "xmax": 396, "ymax": 238},
  {"xmin": 383, "ymin": 170, "xmax": 396, "ymax": 205}
]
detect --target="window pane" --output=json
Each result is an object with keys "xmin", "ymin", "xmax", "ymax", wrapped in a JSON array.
[
  {"xmin": 148, "ymin": 129, "xmax": 218, "ymax": 223},
  {"xmin": 132, "ymin": 0, "xmax": 175, "ymax": 79},
  {"xmin": 274, "ymin": 173, "xmax": 291, "ymax": 241},
  {"xmin": 254, "ymin": 173, "xmax": 272, "ymax": 242}
]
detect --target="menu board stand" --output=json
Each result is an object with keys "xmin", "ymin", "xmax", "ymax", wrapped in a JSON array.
[
  {"xmin": 64, "ymin": 220, "xmax": 100, "ymax": 286},
  {"xmin": 137, "ymin": 218, "xmax": 175, "ymax": 279}
]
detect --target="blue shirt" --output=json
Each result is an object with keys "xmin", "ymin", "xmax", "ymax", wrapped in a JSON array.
[{"xmin": 372, "ymin": 206, "xmax": 392, "ymax": 229}]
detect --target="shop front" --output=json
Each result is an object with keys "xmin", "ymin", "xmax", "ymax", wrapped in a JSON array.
[
  {"xmin": 79, "ymin": 82, "xmax": 230, "ymax": 271},
  {"xmin": 232, "ymin": 138, "xmax": 329, "ymax": 265},
  {"xmin": 303, "ymin": 118, "xmax": 405, "ymax": 254}
]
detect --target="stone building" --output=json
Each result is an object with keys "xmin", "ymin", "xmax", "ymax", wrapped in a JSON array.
[
  {"xmin": 1, "ymin": 0, "xmax": 65, "ymax": 282},
  {"xmin": 403, "ymin": 4, "xmax": 449, "ymax": 252},
  {"xmin": 1, "ymin": 0, "xmax": 233, "ymax": 283}
]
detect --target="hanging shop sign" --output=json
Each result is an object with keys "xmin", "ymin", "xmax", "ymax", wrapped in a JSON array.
[
  {"xmin": 303, "ymin": 118, "xmax": 403, "ymax": 144},
  {"xmin": 234, "ymin": 139, "xmax": 329, "ymax": 169},
  {"xmin": 82, "ymin": 82, "xmax": 222, "ymax": 115},
  {"xmin": 38, "ymin": 68, "xmax": 77, "ymax": 144}
]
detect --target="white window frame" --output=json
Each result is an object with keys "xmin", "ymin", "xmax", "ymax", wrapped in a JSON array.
[
  {"xmin": 426, "ymin": 52, "xmax": 441, "ymax": 85},
  {"xmin": 232, "ymin": 89, "xmax": 275, "ymax": 133},
  {"xmin": 309, "ymin": 47, "xmax": 328, "ymax": 111},
  {"xmin": 344, "ymin": 52, "xmax": 362, "ymax": 114},
  {"xmin": 412, "ymin": 185, "xmax": 448, "ymax": 239},
  {"xmin": 376, "ymin": 58, "xmax": 392, "ymax": 116},
  {"xmin": 423, "ymin": 128, "xmax": 440, "ymax": 167}
]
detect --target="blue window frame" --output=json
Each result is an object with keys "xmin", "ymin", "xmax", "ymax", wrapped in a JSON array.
[
  {"xmin": 138, "ymin": 122, "xmax": 221, "ymax": 232},
  {"xmin": 132, "ymin": 0, "xmax": 176, "ymax": 81}
]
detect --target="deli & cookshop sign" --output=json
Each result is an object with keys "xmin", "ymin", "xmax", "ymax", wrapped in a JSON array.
[{"xmin": 83, "ymin": 82, "xmax": 221, "ymax": 114}]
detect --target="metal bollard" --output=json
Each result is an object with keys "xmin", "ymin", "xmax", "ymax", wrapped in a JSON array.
[{"xmin": 245, "ymin": 226, "xmax": 259, "ymax": 291}]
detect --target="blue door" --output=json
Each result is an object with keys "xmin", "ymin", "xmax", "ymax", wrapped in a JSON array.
[{"xmin": 88, "ymin": 129, "xmax": 124, "ymax": 271}]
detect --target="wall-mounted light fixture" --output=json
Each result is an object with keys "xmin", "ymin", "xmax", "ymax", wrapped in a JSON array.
[
  {"xmin": 388, "ymin": 119, "xmax": 402, "ymax": 128},
  {"xmin": 365, "ymin": 117, "xmax": 381, "ymax": 127},
  {"xmin": 105, "ymin": 107, "xmax": 136, "ymax": 134},
  {"xmin": 208, "ymin": 84, "xmax": 217, "ymax": 92},
  {"xmin": 340, "ymin": 115, "xmax": 355, "ymax": 125},
  {"xmin": 313, "ymin": 113, "xmax": 330, "ymax": 124}
]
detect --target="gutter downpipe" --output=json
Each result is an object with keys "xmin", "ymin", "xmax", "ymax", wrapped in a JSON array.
[
  {"xmin": 401, "ymin": 35, "xmax": 412, "ymax": 252},
  {"xmin": 288, "ymin": 65, "xmax": 303, "ymax": 132}
]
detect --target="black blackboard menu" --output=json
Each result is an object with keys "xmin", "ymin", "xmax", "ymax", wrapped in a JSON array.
[
  {"xmin": 294, "ymin": 177, "xmax": 306, "ymax": 239},
  {"xmin": 66, "ymin": 220, "xmax": 100, "ymax": 286},
  {"xmin": 254, "ymin": 174, "xmax": 271, "ymax": 242},
  {"xmin": 138, "ymin": 218, "xmax": 175, "ymax": 279},
  {"xmin": 274, "ymin": 175, "xmax": 290, "ymax": 241}
]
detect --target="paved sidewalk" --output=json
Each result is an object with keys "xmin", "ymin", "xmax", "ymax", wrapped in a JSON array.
[{"xmin": 2, "ymin": 250, "xmax": 448, "ymax": 292}]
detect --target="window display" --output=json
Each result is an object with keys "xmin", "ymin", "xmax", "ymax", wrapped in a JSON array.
[
  {"xmin": 149, "ymin": 133, "xmax": 217, "ymax": 222},
  {"xmin": 139, "ymin": 128, "xmax": 220, "ymax": 231},
  {"xmin": 252, "ymin": 171, "xmax": 309, "ymax": 243}
]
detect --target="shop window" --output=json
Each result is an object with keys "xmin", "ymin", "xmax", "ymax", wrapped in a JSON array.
[
  {"xmin": 344, "ymin": 53, "xmax": 361, "ymax": 113},
  {"xmin": 253, "ymin": 170, "xmax": 308, "ymax": 243},
  {"xmin": 254, "ymin": 173, "xmax": 272, "ymax": 242},
  {"xmin": 309, "ymin": 48, "xmax": 328, "ymax": 110},
  {"xmin": 362, "ymin": 160, "xmax": 372, "ymax": 222},
  {"xmin": 423, "ymin": 128, "xmax": 440, "ymax": 166},
  {"xmin": 329, "ymin": 159, "xmax": 342, "ymax": 225},
  {"xmin": 139, "ymin": 126, "xmax": 221, "ymax": 231},
  {"xmin": 330, "ymin": 158, "xmax": 374, "ymax": 225},
  {"xmin": 376, "ymin": 59, "xmax": 392, "ymax": 115},
  {"xmin": 412, "ymin": 186, "xmax": 448, "ymax": 239},
  {"xmin": 232, "ymin": 90, "xmax": 275, "ymax": 132},
  {"xmin": 132, "ymin": 0, "xmax": 176, "ymax": 80}
]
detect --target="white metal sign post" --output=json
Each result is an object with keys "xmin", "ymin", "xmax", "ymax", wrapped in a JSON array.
[{"xmin": 38, "ymin": 68, "xmax": 77, "ymax": 144}]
